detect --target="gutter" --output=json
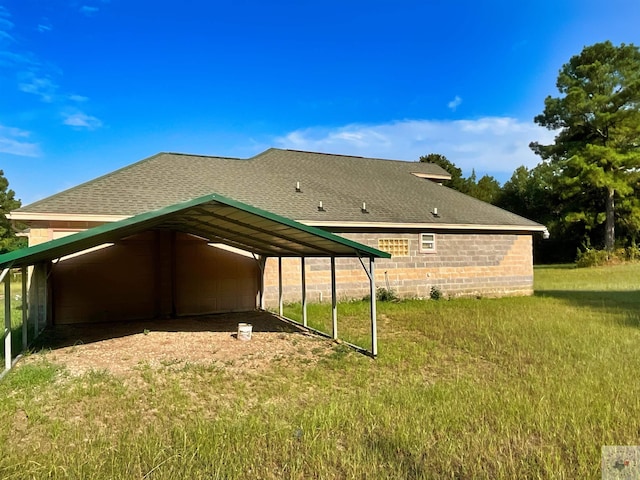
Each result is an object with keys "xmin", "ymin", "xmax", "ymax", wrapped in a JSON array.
[{"xmin": 298, "ymin": 220, "xmax": 549, "ymax": 233}]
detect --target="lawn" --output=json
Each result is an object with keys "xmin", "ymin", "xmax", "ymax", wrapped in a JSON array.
[{"xmin": 1, "ymin": 264, "xmax": 640, "ymax": 479}]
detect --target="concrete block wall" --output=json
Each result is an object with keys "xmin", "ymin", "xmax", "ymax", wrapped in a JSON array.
[
  {"xmin": 263, "ymin": 232, "xmax": 533, "ymax": 306},
  {"xmin": 23, "ymin": 225, "xmax": 534, "ymax": 310}
]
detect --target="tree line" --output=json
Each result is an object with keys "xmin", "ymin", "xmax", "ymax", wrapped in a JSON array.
[{"xmin": 422, "ymin": 41, "xmax": 640, "ymax": 264}]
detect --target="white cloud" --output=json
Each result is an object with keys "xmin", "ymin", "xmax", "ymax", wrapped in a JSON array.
[
  {"xmin": 0, "ymin": 12, "xmax": 14, "ymax": 44},
  {"xmin": 447, "ymin": 95, "xmax": 462, "ymax": 111},
  {"xmin": 18, "ymin": 73, "xmax": 58, "ymax": 102},
  {"xmin": 80, "ymin": 5, "xmax": 99, "ymax": 16},
  {"xmin": 62, "ymin": 112, "xmax": 103, "ymax": 130},
  {"xmin": 274, "ymin": 117, "xmax": 557, "ymax": 180},
  {"xmin": 0, "ymin": 125, "xmax": 40, "ymax": 157},
  {"xmin": 37, "ymin": 19, "xmax": 52, "ymax": 33},
  {"xmin": 68, "ymin": 94, "xmax": 89, "ymax": 102}
]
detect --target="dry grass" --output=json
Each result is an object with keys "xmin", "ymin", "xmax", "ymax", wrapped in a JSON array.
[
  {"xmin": 0, "ymin": 264, "xmax": 639, "ymax": 479},
  {"xmin": 21, "ymin": 312, "xmax": 333, "ymax": 378}
]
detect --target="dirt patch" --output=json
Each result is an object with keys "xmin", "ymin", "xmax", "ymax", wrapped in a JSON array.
[{"xmin": 21, "ymin": 311, "xmax": 335, "ymax": 377}]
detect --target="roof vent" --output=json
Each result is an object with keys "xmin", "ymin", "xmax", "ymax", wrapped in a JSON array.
[
  {"xmin": 361, "ymin": 202, "xmax": 368, "ymax": 213},
  {"xmin": 318, "ymin": 201, "xmax": 325, "ymax": 212},
  {"xmin": 295, "ymin": 181, "xmax": 301, "ymax": 193},
  {"xmin": 432, "ymin": 207, "xmax": 439, "ymax": 217}
]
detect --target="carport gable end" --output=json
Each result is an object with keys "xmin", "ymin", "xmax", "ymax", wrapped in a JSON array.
[
  {"xmin": 0, "ymin": 192, "xmax": 390, "ymax": 270},
  {"xmin": 0, "ymin": 193, "xmax": 389, "ymax": 375}
]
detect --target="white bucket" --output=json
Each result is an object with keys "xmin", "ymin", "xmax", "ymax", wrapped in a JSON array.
[{"xmin": 237, "ymin": 323, "xmax": 253, "ymax": 341}]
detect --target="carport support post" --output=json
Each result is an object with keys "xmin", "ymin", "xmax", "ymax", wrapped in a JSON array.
[
  {"xmin": 255, "ymin": 255, "xmax": 266, "ymax": 310},
  {"xmin": 21, "ymin": 266, "xmax": 27, "ymax": 350},
  {"xmin": 4, "ymin": 271, "xmax": 11, "ymax": 371},
  {"xmin": 369, "ymin": 258, "xmax": 377, "ymax": 357},
  {"xmin": 331, "ymin": 257, "xmax": 337, "ymax": 339},
  {"xmin": 34, "ymin": 266, "xmax": 40, "ymax": 334},
  {"xmin": 278, "ymin": 257, "xmax": 283, "ymax": 316},
  {"xmin": 301, "ymin": 257, "xmax": 307, "ymax": 327}
]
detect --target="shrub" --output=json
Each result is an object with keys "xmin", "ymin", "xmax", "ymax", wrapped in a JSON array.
[
  {"xmin": 430, "ymin": 286, "xmax": 443, "ymax": 300},
  {"xmin": 575, "ymin": 246, "xmax": 640, "ymax": 267},
  {"xmin": 626, "ymin": 245, "xmax": 640, "ymax": 261},
  {"xmin": 576, "ymin": 247, "xmax": 611, "ymax": 267},
  {"xmin": 376, "ymin": 287, "xmax": 399, "ymax": 302}
]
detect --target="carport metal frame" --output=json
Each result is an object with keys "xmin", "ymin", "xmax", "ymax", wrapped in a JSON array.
[{"xmin": 0, "ymin": 193, "xmax": 390, "ymax": 377}]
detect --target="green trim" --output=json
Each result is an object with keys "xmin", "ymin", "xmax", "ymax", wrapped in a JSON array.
[{"xmin": 0, "ymin": 193, "xmax": 390, "ymax": 269}]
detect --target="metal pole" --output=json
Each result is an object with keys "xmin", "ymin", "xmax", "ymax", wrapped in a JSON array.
[
  {"xmin": 301, "ymin": 257, "xmax": 307, "ymax": 327},
  {"xmin": 278, "ymin": 257, "xmax": 283, "ymax": 316},
  {"xmin": 42, "ymin": 264, "xmax": 48, "ymax": 332},
  {"xmin": 254, "ymin": 254, "xmax": 266, "ymax": 310},
  {"xmin": 34, "ymin": 265, "xmax": 40, "ymax": 334},
  {"xmin": 21, "ymin": 266, "xmax": 27, "ymax": 350},
  {"xmin": 5, "ymin": 272, "xmax": 12, "ymax": 371},
  {"xmin": 370, "ymin": 258, "xmax": 377, "ymax": 357},
  {"xmin": 331, "ymin": 257, "xmax": 337, "ymax": 339}
]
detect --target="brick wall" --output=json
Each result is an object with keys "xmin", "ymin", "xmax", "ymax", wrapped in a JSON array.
[{"xmin": 263, "ymin": 232, "xmax": 533, "ymax": 305}]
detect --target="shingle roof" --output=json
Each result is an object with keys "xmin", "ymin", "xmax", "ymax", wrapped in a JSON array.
[{"xmin": 14, "ymin": 148, "xmax": 543, "ymax": 229}]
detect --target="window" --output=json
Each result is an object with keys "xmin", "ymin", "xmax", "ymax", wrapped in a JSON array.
[
  {"xmin": 378, "ymin": 238, "xmax": 409, "ymax": 257},
  {"xmin": 420, "ymin": 233, "xmax": 436, "ymax": 253}
]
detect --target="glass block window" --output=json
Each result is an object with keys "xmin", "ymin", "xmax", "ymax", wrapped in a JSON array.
[
  {"xmin": 378, "ymin": 238, "xmax": 409, "ymax": 257},
  {"xmin": 420, "ymin": 233, "xmax": 436, "ymax": 253}
]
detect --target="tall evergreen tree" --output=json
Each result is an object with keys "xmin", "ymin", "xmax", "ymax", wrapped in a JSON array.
[
  {"xmin": 0, "ymin": 170, "xmax": 23, "ymax": 253},
  {"xmin": 531, "ymin": 41, "xmax": 640, "ymax": 251}
]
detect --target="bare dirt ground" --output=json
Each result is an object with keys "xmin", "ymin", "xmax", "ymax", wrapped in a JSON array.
[{"xmin": 21, "ymin": 311, "xmax": 335, "ymax": 377}]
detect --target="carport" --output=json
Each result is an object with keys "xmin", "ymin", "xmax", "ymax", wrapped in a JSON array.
[{"xmin": 0, "ymin": 193, "xmax": 390, "ymax": 376}]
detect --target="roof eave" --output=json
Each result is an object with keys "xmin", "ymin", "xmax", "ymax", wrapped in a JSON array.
[
  {"xmin": 298, "ymin": 220, "xmax": 548, "ymax": 232},
  {"xmin": 8, "ymin": 212, "xmax": 129, "ymax": 222}
]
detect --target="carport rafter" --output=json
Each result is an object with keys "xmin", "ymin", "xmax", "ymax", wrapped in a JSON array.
[
  {"xmin": 164, "ymin": 215, "xmax": 310, "ymax": 256},
  {"xmin": 189, "ymin": 207, "xmax": 339, "ymax": 256}
]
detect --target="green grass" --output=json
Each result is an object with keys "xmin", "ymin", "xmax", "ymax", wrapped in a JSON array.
[
  {"xmin": 1, "ymin": 264, "xmax": 640, "ymax": 478},
  {"xmin": 0, "ymin": 276, "xmax": 33, "ymax": 369}
]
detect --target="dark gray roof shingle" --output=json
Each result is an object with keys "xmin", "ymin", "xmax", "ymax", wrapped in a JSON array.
[{"xmin": 16, "ymin": 148, "xmax": 542, "ymax": 229}]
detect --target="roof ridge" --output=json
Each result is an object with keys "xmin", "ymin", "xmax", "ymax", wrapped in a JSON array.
[
  {"xmin": 160, "ymin": 152, "xmax": 244, "ymax": 161},
  {"xmin": 265, "ymin": 147, "xmax": 429, "ymax": 166}
]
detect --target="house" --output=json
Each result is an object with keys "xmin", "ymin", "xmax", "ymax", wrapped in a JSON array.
[{"xmin": 7, "ymin": 148, "xmax": 546, "ymax": 326}]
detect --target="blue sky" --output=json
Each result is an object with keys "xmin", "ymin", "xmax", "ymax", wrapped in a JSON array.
[{"xmin": 2, "ymin": 0, "xmax": 640, "ymax": 205}]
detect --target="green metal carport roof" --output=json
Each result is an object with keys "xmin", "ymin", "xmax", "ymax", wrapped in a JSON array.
[{"xmin": 0, "ymin": 193, "xmax": 390, "ymax": 269}]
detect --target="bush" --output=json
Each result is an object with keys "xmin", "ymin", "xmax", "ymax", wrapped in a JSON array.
[
  {"xmin": 626, "ymin": 245, "xmax": 640, "ymax": 261},
  {"xmin": 575, "ymin": 246, "xmax": 640, "ymax": 267},
  {"xmin": 376, "ymin": 287, "xmax": 399, "ymax": 302},
  {"xmin": 576, "ymin": 247, "xmax": 612, "ymax": 267},
  {"xmin": 430, "ymin": 286, "xmax": 443, "ymax": 300}
]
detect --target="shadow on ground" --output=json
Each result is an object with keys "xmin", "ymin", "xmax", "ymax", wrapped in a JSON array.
[
  {"xmin": 534, "ymin": 289, "xmax": 640, "ymax": 326},
  {"xmin": 31, "ymin": 310, "xmax": 304, "ymax": 350}
]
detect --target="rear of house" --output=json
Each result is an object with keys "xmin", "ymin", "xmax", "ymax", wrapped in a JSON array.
[{"xmin": 9, "ymin": 148, "xmax": 546, "ymax": 325}]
